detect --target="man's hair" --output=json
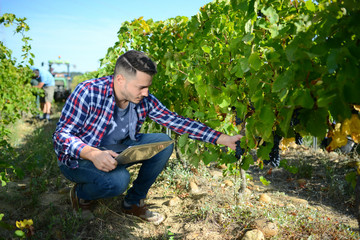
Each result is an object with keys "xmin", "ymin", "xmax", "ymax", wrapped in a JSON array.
[
  {"xmin": 114, "ymin": 50, "xmax": 157, "ymax": 78},
  {"xmin": 33, "ymin": 69, "xmax": 40, "ymax": 79}
]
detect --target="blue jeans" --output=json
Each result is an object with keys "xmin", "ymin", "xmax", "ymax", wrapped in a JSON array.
[{"xmin": 59, "ymin": 133, "xmax": 174, "ymax": 205}]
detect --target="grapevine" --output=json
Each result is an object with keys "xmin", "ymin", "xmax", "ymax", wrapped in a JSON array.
[
  {"xmin": 94, "ymin": 0, "xmax": 359, "ymax": 167},
  {"xmin": 0, "ymin": 13, "xmax": 36, "ymax": 185}
]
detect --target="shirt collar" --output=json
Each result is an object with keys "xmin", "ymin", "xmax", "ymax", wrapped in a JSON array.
[{"xmin": 107, "ymin": 75, "xmax": 114, "ymax": 98}]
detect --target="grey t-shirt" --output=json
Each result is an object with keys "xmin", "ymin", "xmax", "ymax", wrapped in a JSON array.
[{"xmin": 100, "ymin": 104, "xmax": 130, "ymax": 147}]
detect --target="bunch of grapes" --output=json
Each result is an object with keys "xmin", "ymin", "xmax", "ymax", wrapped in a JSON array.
[
  {"xmin": 235, "ymin": 140, "xmax": 244, "ymax": 159},
  {"xmin": 264, "ymin": 133, "xmax": 282, "ymax": 167}
]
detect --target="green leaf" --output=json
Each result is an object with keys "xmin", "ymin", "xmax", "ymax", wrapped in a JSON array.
[
  {"xmin": 178, "ymin": 133, "xmax": 189, "ymax": 148},
  {"xmin": 261, "ymin": 6, "xmax": 279, "ymax": 24},
  {"xmin": 257, "ymin": 141, "xmax": 273, "ymax": 161},
  {"xmin": 328, "ymin": 95, "xmax": 351, "ymax": 122},
  {"xmin": 245, "ymin": 19, "xmax": 252, "ymax": 33},
  {"xmin": 234, "ymin": 102, "xmax": 247, "ymax": 119},
  {"xmin": 202, "ymin": 45, "xmax": 211, "ymax": 54},
  {"xmin": 302, "ymin": 108, "xmax": 328, "ymax": 139},
  {"xmin": 241, "ymin": 154, "xmax": 254, "ymax": 170},
  {"xmin": 190, "ymin": 155, "xmax": 201, "ymax": 167},
  {"xmin": 202, "ymin": 150, "xmax": 219, "ymax": 165},
  {"xmin": 15, "ymin": 230, "xmax": 25, "ymax": 237},
  {"xmin": 260, "ymin": 176, "xmax": 271, "ymax": 186},
  {"xmin": 285, "ymin": 43, "xmax": 298, "ymax": 62},
  {"xmin": 242, "ymin": 33, "xmax": 254, "ymax": 44},
  {"xmin": 305, "ymin": 0, "xmax": 316, "ymax": 12},
  {"xmin": 278, "ymin": 107, "xmax": 293, "ymax": 137},
  {"xmin": 229, "ymin": 38, "xmax": 242, "ymax": 52},
  {"xmin": 194, "ymin": 111, "xmax": 205, "ymax": 119},
  {"xmin": 240, "ymin": 58, "xmax": 250, "ymax": 73},
  {"xmin": 248, "ymin": 52, "xmax": 261, "ymax": 71},
  {"xmin": 327, "ymin": 49, "xmax": 339, "ymax": 74},
  {"xmin": 248, "ymin": 75, "xmax": 260, "ymax": 94},
  {"xmin": 293, "ymin": 89, "xmax": 314, "ymax": 109},
  {"xmin": 272, "ymin": 70, "xmax": 294, "ymax": 93},
  {"xmin": 317, "ymin": 90, "xmax": 337, "ymax": 108},
  {"xmin": 256, "ymin": 104, "xmax": 275, "ymax": 141},
  {"xmin": 219, "ymin": 98, "xmax": 230, "ymax": 108},
  {"xmin": 221, "ymin": 152, "xmax": 238, "ymax": 164}
]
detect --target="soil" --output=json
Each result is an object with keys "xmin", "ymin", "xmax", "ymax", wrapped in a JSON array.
[{"xmin": 1, "ymin": 118, "xmax": 360, "ymax": 239}]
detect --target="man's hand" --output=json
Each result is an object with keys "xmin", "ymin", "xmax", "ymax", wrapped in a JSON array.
[
  {"xmin": 80, "ymin": 146, "xmax": 118, "ymax": 172},
  {"xmin": 216, "ymin": 134, "xmax": 243, "ymax": 151}
]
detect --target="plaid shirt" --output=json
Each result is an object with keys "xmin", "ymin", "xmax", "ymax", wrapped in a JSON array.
[{"xmin": 53, "ymin": 75, "xmax": 222, "ymax": 168}]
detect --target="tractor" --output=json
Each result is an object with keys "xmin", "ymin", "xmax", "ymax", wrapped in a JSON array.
[{"xmin": 48, "ymin": 59, "xmax": 72, "ymax": 102}]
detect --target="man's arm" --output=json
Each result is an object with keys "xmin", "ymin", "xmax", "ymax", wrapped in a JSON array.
[
  {"xmin": 35, "ymin": 82, "xmax": 44, "ymax": 89},
  {"xmin": 146, "ymin": 94, "xmax": 243, "ymax": 149},
  {"xmin": 146, "ymin": 94, "xmax": 222, "ymax": 144},
  {"xmin": 53, "ymin": 83, "xmax": 92, "ymax": 163}
]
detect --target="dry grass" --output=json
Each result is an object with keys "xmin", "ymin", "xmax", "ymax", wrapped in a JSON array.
[{"xmin": 1, "ymin": 113, "xmax": 360, "ymax": 239}]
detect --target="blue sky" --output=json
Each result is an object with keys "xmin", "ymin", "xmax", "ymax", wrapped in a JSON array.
[{"xmin": 1, "ymin": 0, "xmax": 212, "ymax": 73}]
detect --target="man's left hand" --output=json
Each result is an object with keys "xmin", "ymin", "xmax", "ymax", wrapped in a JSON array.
[{"xmin": 216, "ymin": 134, "xmax": 243, "ymax": 151}]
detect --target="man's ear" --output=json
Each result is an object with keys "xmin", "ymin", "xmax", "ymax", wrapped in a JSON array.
[{"xmin": 115, "ymin": 74, "xmax": 125, "ymax": 84}]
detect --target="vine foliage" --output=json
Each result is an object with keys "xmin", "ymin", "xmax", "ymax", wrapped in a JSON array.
[
  {"xmin": 0, "ymin": 13, "xmax": 37, "ymax": 186},
  {"xmin": 92, "ymin": 0, "xmax": 359, "ymax": 168}
]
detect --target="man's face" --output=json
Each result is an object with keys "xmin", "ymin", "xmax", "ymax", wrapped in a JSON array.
[
  {"xmin": 118, "ymin": 71, "xmax": 152, "ymax": 104},
  {"xmin": 33, "ymin": 70, "xmax": 40, "ymax": 79}
]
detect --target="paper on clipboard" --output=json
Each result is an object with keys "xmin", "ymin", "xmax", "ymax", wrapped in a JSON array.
[{"xmin": 114, "ymin": 140, "xmax": 174, "ymax": 164}]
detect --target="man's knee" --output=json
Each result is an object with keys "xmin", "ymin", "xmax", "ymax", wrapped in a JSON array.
[
  {"xmin": 157, "ymin": 133, "xmax": 172, "ymax": 142},
  {"xmin": 104, "ymin": 169, "xmax": 131, "ymax": 197}
]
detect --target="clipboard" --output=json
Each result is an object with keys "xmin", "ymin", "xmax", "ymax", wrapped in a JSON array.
[{"xmin": 109, "ymin": 140, "xmax": 174, "ymax": 164}]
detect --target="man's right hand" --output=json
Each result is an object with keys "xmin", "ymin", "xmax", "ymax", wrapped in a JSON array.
[{"xmin": 80, "ymin": 146, "xmax": 118, "ymax": 172}]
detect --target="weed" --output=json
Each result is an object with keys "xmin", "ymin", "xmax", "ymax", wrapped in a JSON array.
[{"xmin": 297, "ymin": 160, "xmax": 313, "ymax": 179}]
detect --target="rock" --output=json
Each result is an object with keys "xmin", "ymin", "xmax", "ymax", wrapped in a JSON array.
[
  {"xmin": 286, "ymin": 203, "xmax": 296, "ymax": 209},
  {"xmin": 217, "ymin": 164, "xmax": 227, "ymax": 169},
  {"xmin": 211, "ymin": 170, "xmax": 223, "ymax": 179},
  {"xmin": 288, "ymin": 141, "xmax": 297, "ymax": 149},
  {"xmin": 251, "ymin": 218, "xmax": 278, "ymax": 238},
  {"xmin": 239, "ymin": 188, "xmax": 252, "ymax": 196},
  {"xmin": 315, "ymin": 206, "xmax": 324, "ymax": 211},
  {"xmin": 224, "ymin": 180, "xmax": 234, "ymax": 187},
  {"xmin": 189, "ymin": 181, "xmax": 200, "ymax": 194},
  {"xmin": 329, "ymin": 151, "xmax": 338, "ymax": 159},
  {"xmin": 291, "ymin": 198, "xmax": 308, "ymax": 206},
  {"xmin": 297, "ymin": 179, "xmax": 307, "ymax": 188},
  {"xmin": 190, "ymin": 193, "xmax": 207, "ymax": 200},
  {"xmin": 259, "ymin": 193, "xmax": 271, "ymax": 203},
  {"xmin": 167, "ymin": 196, "xmax": 181, "ymax": 206},
  {"xmin": 242, "ymin": 229, "xmax": 265, "ymax": 240}
]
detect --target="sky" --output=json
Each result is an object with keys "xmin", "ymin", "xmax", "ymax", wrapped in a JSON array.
[{"xmin": 1, "ymin": 0, "xmax": 213, "ymax": 73}]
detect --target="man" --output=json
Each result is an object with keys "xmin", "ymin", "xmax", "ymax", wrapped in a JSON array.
[
  {"xmin": 53, "ymin": 50, "xmax": 242, "ymax": 224},
  {"xmin": 30, "ymin": 66, "xmax": 55, "ymax": 121}
]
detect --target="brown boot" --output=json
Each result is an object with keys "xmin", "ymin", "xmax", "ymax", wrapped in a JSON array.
[
  {"xmin": 121, "ymin": 199, "xmax": 164, "ymax": 225},
  {"xmin": 69, "ymin": 184, "xmax": 95, "ymax": 219}
]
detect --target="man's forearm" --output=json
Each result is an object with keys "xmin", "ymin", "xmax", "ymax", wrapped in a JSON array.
[
  {"xmin": 80, "ymin": 145, "xmax": 103, "ymax": 162},
  {"xmin": 35, "ymin": 82, "xmax": 45, "ymax": 88}
]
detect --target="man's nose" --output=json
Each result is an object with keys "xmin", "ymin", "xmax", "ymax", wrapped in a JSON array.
[{"xmin": 142, "ymin": 89, "xmax": 149, "ymax": 97}]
